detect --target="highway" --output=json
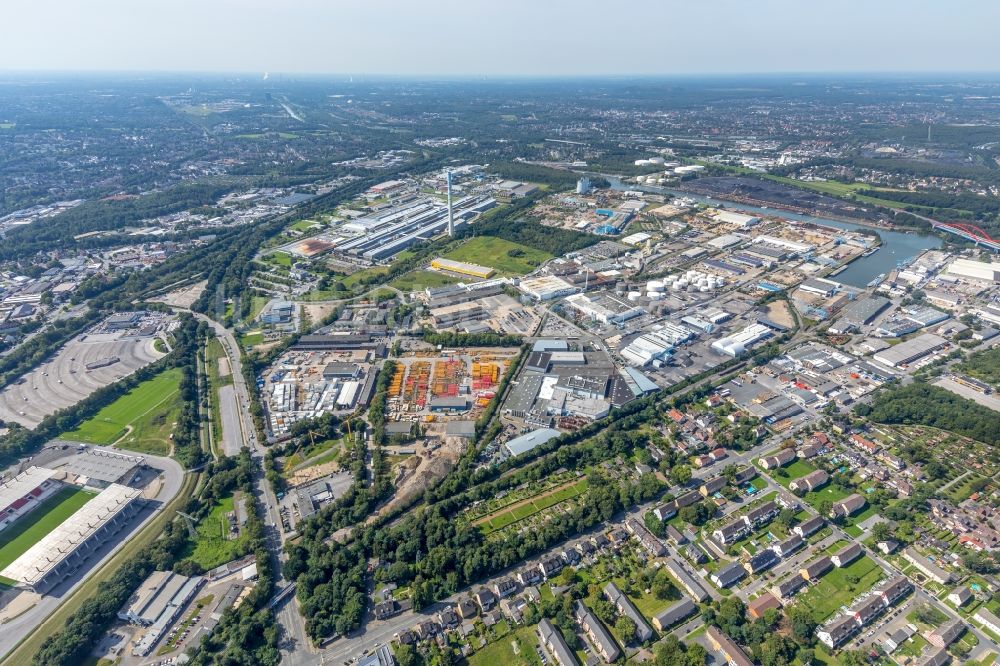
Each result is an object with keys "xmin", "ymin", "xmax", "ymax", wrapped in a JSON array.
[{"xmin": 190, "ymin": 312, "xmax": 317, "ymax": 662}]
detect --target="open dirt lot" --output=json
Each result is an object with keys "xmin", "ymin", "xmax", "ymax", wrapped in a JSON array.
[{"xmin": 0, "ymin": 334, "xmax": 165, "ymax": 428}]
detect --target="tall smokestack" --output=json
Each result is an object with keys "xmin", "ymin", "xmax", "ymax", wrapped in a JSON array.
[{"xmin": 446, "ymin": 170, "xmax": 454, "ymax": 237}]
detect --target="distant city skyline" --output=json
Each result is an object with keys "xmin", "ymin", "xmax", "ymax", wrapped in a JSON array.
[{"xmin": 4, "ymin": 0, "xmax": 1000, "ymax": 76}]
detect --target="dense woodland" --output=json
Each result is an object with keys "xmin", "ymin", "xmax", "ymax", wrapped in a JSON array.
[{"xmin": 858, "ymin": 382, "xmax": 1000, "ymax": 446}]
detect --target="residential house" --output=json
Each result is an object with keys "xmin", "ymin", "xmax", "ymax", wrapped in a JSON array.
[
  {"xmin": 790, "ymin": 469, "xmax": 829, "ymax": 494},
  {"xmin": 830, "ymin": 494, "xmax": 867, "ymax": 519},
  {"xmin": 794, "ymin": 515, "xmax": 825, "ymax": 538},
  {"xmin": 831, "ymin": 543, "xmax": 863, "ymax": 568},
  {"xmin": 772, "ymin": 534, "xmax": 804, "ymax": 558},
  {"xmin": 927, "ymin": 619, "xmax": 965, "ymax": 648},
  {"xmin": 652, "ymin": 598, "xmax": 697, "ymax": 631},
  {"xmin": 800, "ymin": 556, "xmax": 833, "ymax": 582},
  {"xmin": 947, "ymin": 586, "xmax": 972, "ymax": 607},
  {"xmin": 493, "ymin": 578, "xmax": 518, "ymax": 598},
  {"xmin": 818, "ymin": 615, "xmax": 859, "ymax": 648},
  {"xmin": 474, "ymin": 588, "xmax": 497, "ymax": 611},
  {"xmin": 537, "ymin": 618, "xmax": 577, "ymax": 666},
  {"xmin": 604, "ymin": 582, "xmax": 654, "ymax": 642},
  {"xmin": 759, "ymin": 449, "xmax": 796, "ymax": 469},
  {"xmin": 748, "ymin": 592, "xmax": 781, "ymax": 619},
  {"xmin": 903, "ymin": 548, "xmax": 953, "ymax": 585},
  {"xmin": 711, "ymin": 562, "xmax": 748, "ymax": 588},
  {"xmin": 706, "ymin": 625, "xmax": 755, "ymax": 666},
  {"xmin": 744, "ymin": 549, "xmax": 779, "ymax": 575},
  {"xmin": 772, "ymin": 575, "xmax": 806, "ymax": 601},
  {"xmin": 574, "ymin": 601, "xmax": 621, "ymax": 663}
]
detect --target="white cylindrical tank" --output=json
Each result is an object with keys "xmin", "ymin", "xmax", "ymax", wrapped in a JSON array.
[
  {"xmin": 649, "ymin": 156, "xmax": 665, "ymax": 165},
  {"xmin": 627, "ymin": 291, "xmax": 641, "ymax": 301},
  {"xmin": 646, "ymin": 280, "xmax": 664, "ymax": 292},
  {"xmin": 647, "ymin": 291, "xmax": 663, "ymax": 300},
  {"xmin": 700, "ymin": 286, "xmax": 711, "ymax": 292}
]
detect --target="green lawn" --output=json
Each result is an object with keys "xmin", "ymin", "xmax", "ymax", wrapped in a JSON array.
[
  {"xmin": 0, "ymin": 486, "xmax": 95, "ymax": 571},
  {"xmin": 794, "ymin": 556, "xmax": 883, "ymax": 623},
  {"xmin": 772, "ymin": 459, "xmax": 818, "ymax": 488},
  {"xmin": 286, "ymin": 438, "xmax": 342, "ymax": 470},
  {"xmin": 239, "ymin": 331, "xmax": 264, "ymax": 347},
  {"xmin": 289, "ymin": 220, "xmax": 321, "ymax": 232},
  {"xmin": 467, "ymin": 624, "xmax": 542, "ymax": 666},
  {"xmin": 390, "ymin": 270, "xmax": 462, "ymax": 292},
  {"xmin": 63, "ymin": 367, "xmax": 183, "ymax": 454},
  {"xmin": 180, "ymin": 495, "xmax": 250, "ymax": 570},
  {"xmin": 444, "ymin": 237, "xmax": 553, "ymax": 276}
]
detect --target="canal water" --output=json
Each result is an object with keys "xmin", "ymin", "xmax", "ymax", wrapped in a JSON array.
[{"xmin": 605, "ymin": 177, "xmax": 942, "ymax": 289}]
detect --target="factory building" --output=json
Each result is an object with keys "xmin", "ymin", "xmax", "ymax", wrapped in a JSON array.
[
  {"xmin": 711, "ymin": 323, "xmax": 773, "ymax": 357},
  {"xmin": 1, "ymin": 483, "xmax": 142, "ymax": 592},
  {"xmin": 945, "ymin": 257, "xmax": 1000, "ymax": 282},
  {"xmin": 429, "ymin": 257, "xmax": 496, "ymax": 279},
  {"xmin": 517, "ymin": 275, "xmax": 578, "ymax": 301},
  {"xmin": 563, "ymin": 293, "xmax": 645, "ymax": 325},
  {"xmin": 713, "ymin": 210, "xmax": 760, "ymax": 228},
  {"xmin": 124, "ymin": 571, "xmax": 206, "ymax": 656},
  {"xmin": 872, "ymin": 333, "xmax": 948, "ymax": 368},
  {"xmin": 337, "ymin": 196, "xmax": 495, "ymax": 261},
  {"xmin": 503, "ymin": 428, "xmax": 562, "ymax": 457}
]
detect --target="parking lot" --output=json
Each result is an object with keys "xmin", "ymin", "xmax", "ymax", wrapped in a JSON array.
[{"xmin": 0, "ymin": 330, "xmax": 166, "ymax": 428}]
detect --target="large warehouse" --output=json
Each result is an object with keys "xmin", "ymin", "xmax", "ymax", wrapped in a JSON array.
[
  {"xmin": 0, "ymin": 483, "xmax": 142, "ymax": 592},
  {"xmin": 0, "ymin": 466, "xmax": 61, "ymax": 533},
  {"xmin": 120, "ymin": 570, "xmax": 206, "ymax": 656},
  {"xmin": 872, "ymin": 333, "xmax": 949, "ymax": 368},
  {"xmin": 430, "ymin": 257, "xmax": 496, "ymax": 279}
]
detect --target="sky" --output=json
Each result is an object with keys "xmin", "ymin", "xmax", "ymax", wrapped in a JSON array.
[{"xmin": 4, "ymin": 0, "xmax": 1000, "ymax": 76}]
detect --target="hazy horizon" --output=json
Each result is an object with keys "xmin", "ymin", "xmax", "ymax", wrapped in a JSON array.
[{"xmin": 5, "ymin": 0, "xmax": 1000, "ymax": 76}]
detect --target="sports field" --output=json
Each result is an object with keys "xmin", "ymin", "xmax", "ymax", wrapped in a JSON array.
[
  {"xmin": 62, "ymin": 367, "xmax": 183, "ymax": 454},
  {"xmin": 444, "ymin": 237, "xmax": 552, "ymax": 275},
  {"xmin": 0, "ymin": 485, "xmax": 95, "ymax": 573}
]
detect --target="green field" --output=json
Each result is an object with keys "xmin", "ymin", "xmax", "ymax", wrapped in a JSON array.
[
  {"xmin": 0, "ymin": 486, "xmax": 95, "ymax": 572},
  {"xmin": 443, "ymin": 237, "xmax": 553, "ymax": 275},
  {"xmin": 63, "ymin": 367, "xmax": 183, "ymax": 454},
  {"xmin": 181, "ymin": 495, "xmax": 250, "ymax": 570},
  {"xmin": 773, "ymin": 459, "xmax": 817, "ymax": 488},
  {"xmin": 795, "ymin": 556, "xmax": 883, "ymax": 623},
  {"xmin": 267, "ymin": 252, "xmax": 294, "ymax": 267},
  {"xmin": 390, "ymin": 270, "xmax": 462, "ymax": 292},
  {"xmin": 289, "ymin": 220, "xmax": 321, "ymax": 233},
  {"xmin": 467, "ymin": 624, "xmax": 542, "ymax": 666}
]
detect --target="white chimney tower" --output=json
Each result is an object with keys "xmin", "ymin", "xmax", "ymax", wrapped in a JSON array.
[{"xmin": 446, "ymin": 170, "xmax": 454, "ymax": 237}]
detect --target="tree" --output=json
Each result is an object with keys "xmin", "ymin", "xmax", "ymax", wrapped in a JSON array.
[
  {"xmin": 670, "ymin": 464, "xmax": 693, "ymax": 486},
  {"xmin": 616, "ymin": 616, "xmax": 637, "ymax": 642}
]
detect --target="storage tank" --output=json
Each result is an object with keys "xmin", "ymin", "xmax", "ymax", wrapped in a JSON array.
[
  {"xmin": 700, "ymin": 286, "xmax": 711, "ymax": 292},
  {"xmin": 627, "ymin": 291, "xmax": 641, "ymax": 301},
  {"xmin": 647, "ymin": 291, "xmax": 664, "ymax": 300},
  {"xmin": 646, "ymin": 280, "xmax": 665, "ymax": 292}
]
